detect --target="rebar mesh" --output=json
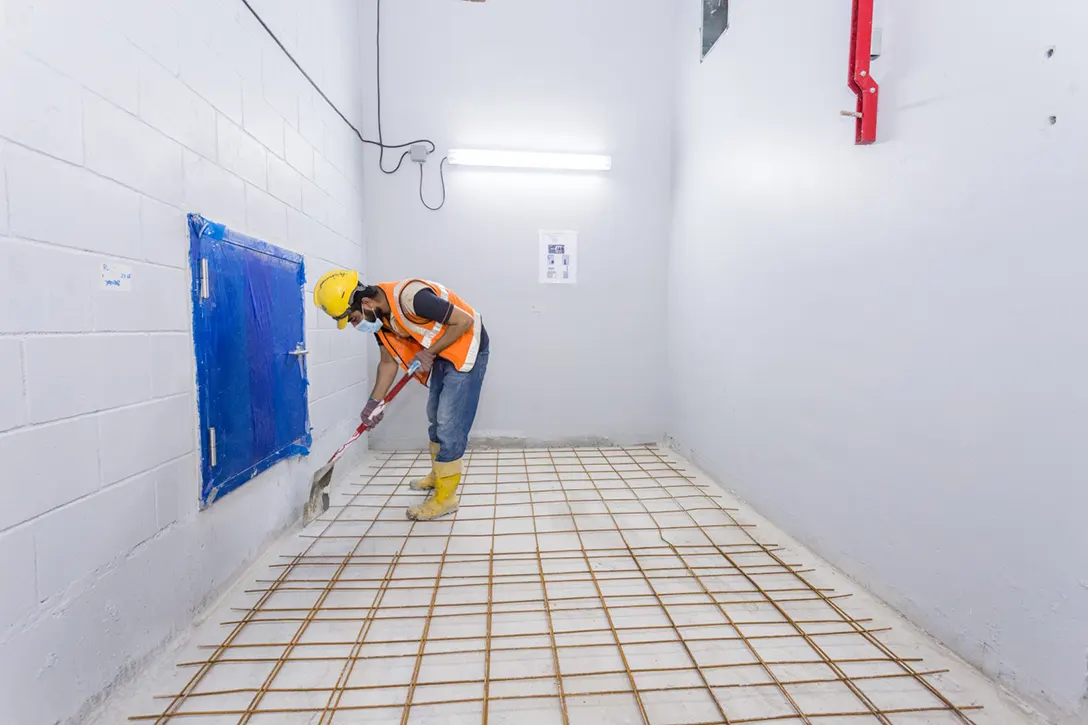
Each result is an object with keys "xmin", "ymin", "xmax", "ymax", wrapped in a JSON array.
[{"xmin": 133, "ymin": 446, "xmax": 980, "ymax": 724}]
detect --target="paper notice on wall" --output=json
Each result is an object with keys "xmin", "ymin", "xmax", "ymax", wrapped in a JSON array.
[
  {"xmin": 539, "ymin": 230, "xmax": 578, "ymax": 284},
  {"xmin": 100, "ymin": 262, "xmax": 133, "ymax": 291}
]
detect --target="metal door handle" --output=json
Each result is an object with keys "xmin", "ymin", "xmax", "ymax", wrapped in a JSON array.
[{"xmin": 289, "ymin": 344, "xmax": 309, "ymax": 375}]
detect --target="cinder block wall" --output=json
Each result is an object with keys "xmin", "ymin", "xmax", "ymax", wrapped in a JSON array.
[{"xmin": 0, "ymin": 1, "xmax": 372, "ymax": 722}]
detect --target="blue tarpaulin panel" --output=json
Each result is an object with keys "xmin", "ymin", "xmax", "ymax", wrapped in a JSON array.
[{"xmin": 188, "ymin": 214, "xmax": 311, "ymax": 507}]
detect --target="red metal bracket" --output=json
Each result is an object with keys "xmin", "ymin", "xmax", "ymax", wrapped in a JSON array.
[{"xmin": 848, "ymin": 0, "xmax": 879, "ymax": 144}]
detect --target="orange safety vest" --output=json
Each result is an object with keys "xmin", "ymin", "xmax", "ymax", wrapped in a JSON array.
[{"xmin": 375, "ymin": 280, "xmax": 483, "ymax": 382}]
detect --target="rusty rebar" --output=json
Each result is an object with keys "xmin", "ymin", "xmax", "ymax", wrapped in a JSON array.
[{"xmin": 132, "ymin": 446, "xmax": 980, "ymax": 725}]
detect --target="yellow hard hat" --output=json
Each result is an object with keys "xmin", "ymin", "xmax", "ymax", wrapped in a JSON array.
[{"xmin": 314, "ymin": 269, "xmax": 360, "ymax": 330}]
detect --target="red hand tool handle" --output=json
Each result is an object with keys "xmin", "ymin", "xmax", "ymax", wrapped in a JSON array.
[{"xmin": 324, "ymin": 363, "xmax": 420, "ymax": 465}]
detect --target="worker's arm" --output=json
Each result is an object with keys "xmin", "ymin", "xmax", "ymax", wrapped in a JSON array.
[
  {"xmin": 406, "ymin": 289, "xmax": 475, "ymax": 372},
  {"xmin": 424, "ymin": 306, "xmax": 474, "ymax": 357},
  {"xmin": 369, "ymin": 344, "xmax": 399, "ymax": 401}
]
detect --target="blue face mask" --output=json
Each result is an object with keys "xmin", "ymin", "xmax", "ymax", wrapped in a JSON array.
[{"xmin": 354, "ymin": 316, "xmax": 383, "ymax": 334}]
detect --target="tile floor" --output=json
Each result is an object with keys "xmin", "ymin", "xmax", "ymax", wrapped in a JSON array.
[{"xmin": 103, "ymin": 447, "xmax": 1044, "ymax": 725}]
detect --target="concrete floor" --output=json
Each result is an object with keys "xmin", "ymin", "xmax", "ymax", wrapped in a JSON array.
[{"xmin": 90, "ymin": 447, "xmax": 1047, "ymax": 725}]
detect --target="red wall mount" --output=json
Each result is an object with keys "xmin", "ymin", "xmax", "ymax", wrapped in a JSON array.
[{"xmin": 848, "ymin": 0, "xmax": 879, "ymax": 144}]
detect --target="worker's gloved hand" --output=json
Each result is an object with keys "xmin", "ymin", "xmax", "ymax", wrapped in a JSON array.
[
  {"xmin": 360, "ymin": 398, "xmax": 384, "ymax": 427},
  {"xmin": 411, "ymin": 349, "xmax": 436, "ymax": 375}
]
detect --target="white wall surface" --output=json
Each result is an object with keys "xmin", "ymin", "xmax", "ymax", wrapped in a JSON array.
[
  {"xmin": 0, "ymin": 0, "xmax": 372, "ymax": 722},
  {"xmin": 667, "ymin": 1, "xmax": 1088, "ymax": 722},
  {"xmin": 358, "ymin": 0, "xmax": 676, "ymax": 450}
]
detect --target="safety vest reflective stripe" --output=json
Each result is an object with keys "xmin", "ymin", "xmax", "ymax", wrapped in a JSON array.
[
  {"xmin": 461, "ymin": 308, "xmax": 482, "ymax": 372},
  {"xmin": 390, "ymin": 279, "xmax": 437, "ymax": 345},
  {"xmin": 379, "ymin": 279, "xmax": 482, "ymax": 373}
]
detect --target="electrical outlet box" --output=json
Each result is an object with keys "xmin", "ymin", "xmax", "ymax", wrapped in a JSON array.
[{"xmin": 411, "ymin": 144, "xmax": 430, "ymax": 164}]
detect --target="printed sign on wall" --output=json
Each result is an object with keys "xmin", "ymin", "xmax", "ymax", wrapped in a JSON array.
[{"xmin": 539, "ymin": 230, "xmax": 578, "ymax": 285}]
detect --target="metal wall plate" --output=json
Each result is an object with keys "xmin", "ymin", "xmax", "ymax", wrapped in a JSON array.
[{"xmin": 701, "ymin": 0, "xmax": 729, "ymax": 61}]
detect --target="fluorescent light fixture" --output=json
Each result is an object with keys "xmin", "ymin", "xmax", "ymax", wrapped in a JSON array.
[{"xmin": 447, "ymin": 149, "xmax": 612, "ymax": 171}]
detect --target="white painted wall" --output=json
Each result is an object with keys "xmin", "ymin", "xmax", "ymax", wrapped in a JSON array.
[
  {"xmin": 667, "ymin": 1, "xmax": 1088, "ymax": 722},
  {"xmin": 358, "ymin": 0, "xmax": 676, "ymax": 450},
  {"xmin": 5, "ymin": 0, "xmax": 1083, "ymax": 721},
  {"xmin": 0, "ymin": 0, "xmax": 372, "ymax": 722}
]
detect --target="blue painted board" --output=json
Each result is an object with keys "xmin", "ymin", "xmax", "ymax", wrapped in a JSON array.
[{"xmin": 188, "ymin": 215, "xmax": 311, "ymax": 507}]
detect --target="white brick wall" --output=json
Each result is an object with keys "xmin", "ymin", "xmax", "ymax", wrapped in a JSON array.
[
  {"xmin": 120, "ymin": 0, "xmax": 182, "ymax": 75},
  {"xmin": 0, "ymin": 0, "xmax": 370, "ymax": 720},
  {"xmin": 182, "ymin": 150, "xmax": 247, "ymax": 229},
  {"xmin": 6, "ymin": 0, "xmax": 143, "ymax": 114},
  {"xmin": 217, "ymin": 115, "xmax": 268, "ymax": 190},
  {"xmin": 153, "ymin": 454, "xmax": 197, "ymax": 530},
  {"xmin": 0, "ymin": 338, "xmax": 26, "ymax": 433},
  {"xmin": 96, "ymin": 390, "xmax": 193, "ymax": 489},
  {"xmin": 309, "ymin": 354, "xmax": 367, "ymax": 403},
  {"xmin": 149, "ymin": 333, "xmax": 194, "ymax": 398},
  {"xmin": 83, "ymin": 93, "xmax": 186, "ymax": 207},
  {"xmin": 284, "ymin": 122, "xmax": 315, "ymax": 179},
  {"xmin": 298, "ymin": 91, "xmax": 327, "ymax": 153},
  {"xmin": 0, "ymin": 524, "xmax": 36, "ymax": 633},
  {"xmin": 244, "ymin": 183, "xmax": 289, "ymax": 246},
  {"xmin": 94, "ymin": 263, "xmax": 190, "ymax": 331},
  {"xmin": 262, "ymin": 47, "xmax": 302, "ymax": 127},
  {"xmin": 0, "ymin": 240, "xmax": 98, "ymax": 333},
  {"xmin": 7, "ymin": 146, "xmax": 143, "ymax": 258},
  {"xmin": 140, "ymin": 197, "xmax": 188, "ymax": 268},
  {"xmin": 35, "ymin": 470, "xmax": 160, "ymax": 600},
  {"xmin": 137, "ymin": 60, "xmax": 218, "ymax": 160},
  {"xmin": 268, "ymin": 153, "xmax": 304, "ymax": 209},
  {"xmin": 241, "ymin": 82, "xmax": 285, "ymax": 157},
  {"xmin": 25, "ymin": 334, "xmax": 152, "ymax": 423},
  {"xmin": 179, "ymin": 43, "xmax": 244, "ymax": 126},
  {"xmin": 0, "ymin": 46, "xmax": 84, "ymax": 164},
  {"xmin": 0, "ymin": 145, "xmax": 7, "ymax": 234},
  {"xmin": 301, "ymin": 177, "xmax": 330, "ymax": 225},
  {"xmin": 0, "ymin": 417, "xmax": 101, "ymax": 532}
]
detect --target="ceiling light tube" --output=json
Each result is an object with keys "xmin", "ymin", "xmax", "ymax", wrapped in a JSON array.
[{"xmin": 447, "ymin": 149, "xmax": 612, "ymax": 171}]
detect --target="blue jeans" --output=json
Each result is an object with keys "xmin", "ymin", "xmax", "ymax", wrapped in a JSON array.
[{"xmin": 428, "ymin": 345, "xmax": 489, "ymax": 463}]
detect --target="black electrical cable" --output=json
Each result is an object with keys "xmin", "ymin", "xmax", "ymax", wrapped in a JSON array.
[
  {"xmin": 237, "ymin": 0, "xmax": 446, "ymax": 210},
  {"xmin": 375, "ymin": 0, "xmax": 412, "ymax": 175},
  {"xmin": 374, "ymin": 0, "xmax": 442, "ymax": 207},
  {"xmin": 420, "ymin": 157, "xmax": 448, "ymax": 211}
]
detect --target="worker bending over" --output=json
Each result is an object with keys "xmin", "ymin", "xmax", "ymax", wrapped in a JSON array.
[{"xmin": 314, "ymin": 270, "xmax": 489, "ymax": 520}]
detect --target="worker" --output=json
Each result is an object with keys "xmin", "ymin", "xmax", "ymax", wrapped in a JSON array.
[{"xmin": 313, "ymin": 270, "xmax": 489, "ymax": 521}]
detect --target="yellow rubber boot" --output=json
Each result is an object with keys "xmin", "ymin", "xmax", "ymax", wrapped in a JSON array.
[
  {"xmin": 409, "ymin": 441, "xmax": 442, "ymax": 492},
  {"xmin": 407, "ymin": 459, "xmax": 461, "ymax": 521}
]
